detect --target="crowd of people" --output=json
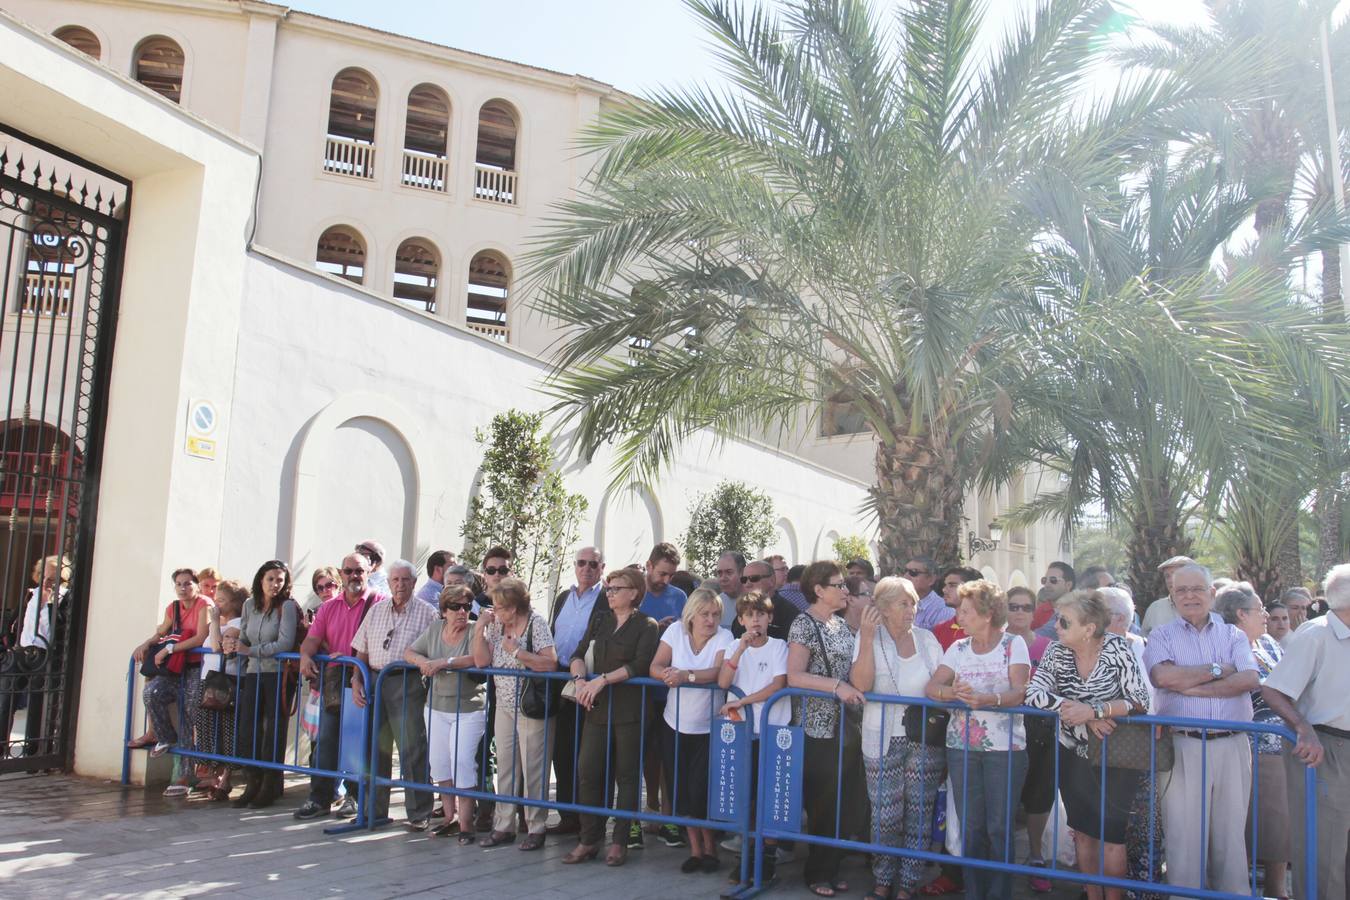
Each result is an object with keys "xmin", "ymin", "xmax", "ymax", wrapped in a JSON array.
[{"xmin": 119, "ymin": 541, "xmax": 1350, "ymax": 900}]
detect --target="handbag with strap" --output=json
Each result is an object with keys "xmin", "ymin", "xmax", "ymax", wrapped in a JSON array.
[
  {"xmin": 200, "ymin": 666, "xmax": 236, "ymax": 711},
  {"xmin": 902, "ymin": 632, "xmax": 950, "ymax": 747},
  {"xmin": 140, "ymin": 602, "xmax": 183, "ymax": 679},
  {"xmin": 1086, "ymin": 720, "xmax": 1174, "ymax": 772},
  {"xmin": 519, "ymin": 614, "xmax": 561, "ymax": 719}
]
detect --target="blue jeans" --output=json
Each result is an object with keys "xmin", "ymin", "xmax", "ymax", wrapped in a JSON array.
[{"xmin": 946, "ymin": 747, "xmax": 1028, "ymax": 900}]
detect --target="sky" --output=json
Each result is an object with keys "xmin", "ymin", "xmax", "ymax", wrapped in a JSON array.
[{"xmin": 284, "ymin": 0, "xmax": 1219, "ymax": 95}]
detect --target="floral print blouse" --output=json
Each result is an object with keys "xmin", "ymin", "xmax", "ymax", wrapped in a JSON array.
[{"xmin": 942, "ymin": 633, "xmax": 1031, "ymax": 752}]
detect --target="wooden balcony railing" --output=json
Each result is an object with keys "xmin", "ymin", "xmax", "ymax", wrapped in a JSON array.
[
  {"xmin": 0, "ymin": 449, "xmax": 82, "ymax": 514},
  {"xmin": 20, "ymin": 273, "xmax": 74, "ymax": 317},
  {"xmin": 401, "ymin": 149, "xmax": 448, "ymax": 193},
  {"xmin": 323, "ymin": 136, "xmax": 377, "ymax": 180},
  {"xmin": 466, "ymin": 321, "xmax": 510, "ymax": 342},
  {"xmin": 473, "ymin": 164, "xmax": 518, "ymax": 206}
]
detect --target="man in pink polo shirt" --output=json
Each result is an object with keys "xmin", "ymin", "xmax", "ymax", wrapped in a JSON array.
[{"xmin": 293, "ymin": 551, "xmax": 380, "ymax": 821}]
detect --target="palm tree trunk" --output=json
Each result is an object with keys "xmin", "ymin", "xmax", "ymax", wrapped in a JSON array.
[
  {"xmin": 1125, "ymin": 479, "xmax": 1191, "ymax": 613},
  {"xmin": 1315, "ymin": 245, "xmax": 1346, "ymax": 580},
  {"xmin": 872, "ymin": 436, "xmax": 963, "ymax": 573}
]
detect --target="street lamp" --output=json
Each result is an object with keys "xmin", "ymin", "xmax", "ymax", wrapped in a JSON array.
[{"xmin": 968, "ymin": 523, "xmax": 1003, "ymax": 557}]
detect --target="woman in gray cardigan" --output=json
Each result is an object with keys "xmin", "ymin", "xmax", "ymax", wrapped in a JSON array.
[{"xmin": 222, "ymin": 560, "xmax": 300, "ymax": 808}]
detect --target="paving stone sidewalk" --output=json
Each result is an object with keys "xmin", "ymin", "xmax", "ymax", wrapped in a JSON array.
[{"xmin": 0, "ymin": 772, "xmax": 1083, "ymax": 899}]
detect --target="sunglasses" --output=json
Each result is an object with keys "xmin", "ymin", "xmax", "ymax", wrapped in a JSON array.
[
  {"xmin": 443, "ymin": 603, "xmax": 472, "ymax": 612},
  {"xmin": 341, "ymin": 567, "xmax": 366, "ymax": 576},
  {"xmin": 382, "ymin": 627, "xmax": 395, "ymax": 650},
  {"xmin": 575, "ymin": 559, "xmax": 600, "ymax": 569},
  {"xmin": 484, "ymin": 565, "xmax": 511, "ymax": 576},
  {"xmin": 904, "ymin": 568, "xmax": 928, "ymax": 578},
  {"xmin": 1007, "ymin": 603, "xmax": 1034, "ymax": 613},
  {"xmin": 741, "ymin": 573, "xmax": 770, "ymax": 584},
  {"xmin": 1042, "ymin": 576, "xmax": 1063, "ymax": 585},
  {"xmin": 316, "ymin": 582, "xmax": 339, "ymax": 592}
]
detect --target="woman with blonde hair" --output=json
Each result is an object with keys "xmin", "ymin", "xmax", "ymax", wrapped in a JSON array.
[
  {"xmin": 651, "ymin": 587, "xmax": 734, "ymax": 873},
  {"xmin": 850, "ymin": 576, "xmax": 944, "ymax": 900}
]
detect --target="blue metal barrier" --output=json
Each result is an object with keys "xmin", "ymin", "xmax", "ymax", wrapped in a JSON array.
[
  {"xmin": 366, "ymin": 662, "xmax": 754, "ymax": 880},
  {"xmin": 122, "ymin": 648, "xmax": 376, "ymax": 834},
  {"xmin": 734, "ymin": 687, "xmax": 1319, "ymax": 900}
]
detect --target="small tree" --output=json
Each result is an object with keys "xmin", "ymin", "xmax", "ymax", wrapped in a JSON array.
[
  {"xmin": 831, "ymin": 535, "xmax": 871, "ymax": 567},
  {"xmin": 461, "ymin": 410, "xmax": 588, "ymax": 597},
  {"xmin": 682, "ymin": 480, "xmax": 775, "ymax": 577}
]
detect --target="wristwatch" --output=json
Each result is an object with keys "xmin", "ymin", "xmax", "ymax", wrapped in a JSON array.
[
  {"xmin": 686, "ymin": 670, "xmax": 696, "ymax": 684},
  {"xmin": 1093, "ymin": 703, "xmax": 1104, "ymax": 720},
  {"xmin": 1209, "ymin": 662, "xmax": 1223, "ymax": 679}
]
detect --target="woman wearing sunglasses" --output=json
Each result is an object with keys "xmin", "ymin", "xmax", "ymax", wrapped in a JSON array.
[{"xmin": 405, "ymin": 584, "xmax": 491, "ymax": 841}]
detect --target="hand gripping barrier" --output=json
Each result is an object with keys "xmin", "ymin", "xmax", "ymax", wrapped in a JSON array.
[
  {"xmin": 123, "ymin": 648, "xmax": 376, "ymax": 835},
  {"xmin": 730, "ymin": 688, "xmax": 1318, "ymax": 900},
  {"xmin": 367, "ymin": 663, "xmax": 755, "ymax": 882}
]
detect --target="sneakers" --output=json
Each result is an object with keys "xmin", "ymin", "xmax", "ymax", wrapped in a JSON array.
[
  {"xmin": 335, "ymin": 796, "xmax": 358, "ymax": 819},
  {"xmin": 720, "ymin": 834, "xmax": 743, "ymax": 854},
  {"xmin": 293, "ymin": 800, "xmax": 330, "ymax": 820},
  {"xmin": 162, "ymin": 783, "xmax": 189, "ymax": 797},
  {"xmin": 626, "ymin": 822, "xmax": 645, "ymax": 849},
  {"xmin": 658, "ymin": 824, "xmax": 684, "ymax": 847},
  {"xmin": 1027, "ymin": 856, "xmax": 1052, "ymax": 893}
]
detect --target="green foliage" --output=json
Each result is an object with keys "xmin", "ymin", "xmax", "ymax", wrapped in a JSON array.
[
  {"xmin": 682, "ymin": 480, "xmax": 775, "ymax": 576},
  {"xmin": 831, "ymin": 535, "xmax": 871, "ymax": 567},
  {"xmin": 460, "ymin": 410, "xmax": 588, "ymax": 597}
]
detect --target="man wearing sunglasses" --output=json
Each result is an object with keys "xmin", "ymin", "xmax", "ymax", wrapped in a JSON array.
[
  {"xmin": 470, "ymin": 545, "xmax": 513, "ymax": 830},
  {"xmin": 729, "ymin": 559, "xmax": 799, "ymax": 641},
  {"xmin": 1030, "ymin": 561, "xmax": 1074, "ymax": 630},
  {"xmin": 545, "ymin": 547, "xmax": 608, "ymax": 835},
  {"xmin": 350, "ymin": 559, "xmax": 439, "ymax": 831},
  {"xmin": 906, "ymin": 555, "xmax": 953, "ymax": 631},
  {"xmin": 295, "ymin": 551, "xmax": 381, "ymax": 821},
  {"xmin": 474, "ymin": 545, "xmax": 513, "ymax": 612}
]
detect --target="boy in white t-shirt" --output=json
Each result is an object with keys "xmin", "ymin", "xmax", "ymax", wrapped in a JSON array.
[{"xmin": 717, "ymin": 592, "xmax": 788, "ymax": 888}]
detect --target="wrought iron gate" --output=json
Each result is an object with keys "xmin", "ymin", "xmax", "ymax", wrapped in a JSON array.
[{"xmin": 0, "ymin": 124, "xmax": 127, "ymax": 772}]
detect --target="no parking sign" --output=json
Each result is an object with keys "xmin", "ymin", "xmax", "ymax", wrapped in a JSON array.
[{"xmin": 185, "ymin": 397, "xmax": 217, "ymax": 460}]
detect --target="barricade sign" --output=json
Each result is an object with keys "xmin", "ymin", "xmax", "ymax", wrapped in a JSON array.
[
  {"xmin": 764, "ymin": 724, "xmax": 803, "ymax": 833},
  {"xmin": 708, "ymin": 717, "xmax": 750, "ymax": 822},
  {"xmin": 338, "ymin": 686, "xmax": 365, "ymax": 775}
]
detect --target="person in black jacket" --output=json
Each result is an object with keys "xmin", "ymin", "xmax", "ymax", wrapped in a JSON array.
[
  {"xmin": 730, "ymin": 560, "xmax": 799, "ymax": 642},
  {"xmin": 546, "ymin": 546, "xmax": 608, "ymax": 835}
]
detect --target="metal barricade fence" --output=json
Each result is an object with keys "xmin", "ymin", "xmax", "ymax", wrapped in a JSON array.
[
  {"xmin": 733, "ymin": 687, "xmax": 1318, "ymax": 900},
  {"xmin": 122, "ymin": 649, "xmax": 376, "ymax": 835},
  {"xmin": 368, "ymin": 663, "xmax": 754, "ymax": 880}
]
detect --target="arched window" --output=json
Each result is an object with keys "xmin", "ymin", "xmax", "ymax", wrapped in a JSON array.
[
  {"xmin": 316, "ymin": 225, "xmax": 366, "ymax": 284},
  {"xmin": 53, "ymin": 26, "xmax": 101, "ymax": 60},
  {"xmin": 0, "ymin": 419, "xmax": 82, "ymax": 518},
  {"xmin": 402, "ymin": 84, "xmax": 449, "ymax": 192},
  {"xmin": 473, "ymin": 100, "xmax": 518, "ymax": 205},
  {"xmin": 323, "ymin": 68, "xmax": 378, "ymax": 179},
  {"xmin": 393, "ymin": 238, "xmax": 439, "ymax": 312},
  {"xmin": 132, "ymin": 36, "xmax": 185, "ymax": 103},
  {"xmin": 466, "ymin": 250, "xmax": 510, "ymax": 341}
]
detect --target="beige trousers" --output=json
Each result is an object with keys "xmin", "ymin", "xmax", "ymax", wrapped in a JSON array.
[
  {"xmin": 1284, "ymin": 730, "xmax": 1350, "ymax": 900},
  {"xmin": 1161, "ymin": 732, "xmax": 1252, "ymax": 897},
  {"xmin": 492, "ymin": 704, "xmax": 554, "ymax": 835}
]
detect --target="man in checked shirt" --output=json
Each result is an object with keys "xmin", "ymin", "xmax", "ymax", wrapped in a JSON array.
[{"xmin": 351, "ymin": 558, "xmax": 439, "ymax": 830}]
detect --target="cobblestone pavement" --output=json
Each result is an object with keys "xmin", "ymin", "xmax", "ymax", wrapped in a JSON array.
[{"xmin": 0, "ymin": 772, "xmax": 1085, "ymax": 899}]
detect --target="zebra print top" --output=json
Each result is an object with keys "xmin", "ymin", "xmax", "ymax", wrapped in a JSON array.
[{"xmin": 1025, "ymin": 633, "xmax": 1151, "ymax": 757}]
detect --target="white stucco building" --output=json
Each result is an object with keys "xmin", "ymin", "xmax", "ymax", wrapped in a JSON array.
[{"xmin": 0, "ymin": 0, "xmax": 1066, "ymax": 778}]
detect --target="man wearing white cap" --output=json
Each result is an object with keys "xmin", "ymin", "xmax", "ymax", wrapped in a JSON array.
[
  {"xmin": 1140, "ymin": 555, "xmax": 1194, "ymax": 637},
  {"xmin": 357, "ymin": 539, "xmax": 389, "ymax": 595}
]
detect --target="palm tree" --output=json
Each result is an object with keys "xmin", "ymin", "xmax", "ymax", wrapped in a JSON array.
[{"xmin": 526, "ymin": 0, "xmax": 1264, "ymax": 571}]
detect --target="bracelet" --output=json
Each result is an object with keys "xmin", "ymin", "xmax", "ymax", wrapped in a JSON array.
[{"xmin": 726, "ymin": 660, "xmax": 738, "ymax": 671}]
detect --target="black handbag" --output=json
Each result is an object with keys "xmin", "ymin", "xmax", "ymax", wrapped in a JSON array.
[
  {"xmin": 519, "ymin": 615, "xmax": 560, "ymax": 720},
  {"xmin": 140, "ymin": 602, "xmax": 183, "ymax": 679},
  {"xmin": 0, "ymin": 638, "xmax": 47, "ymax": 676},
  {"xmin": 1086, "ymin": 720, "xmax": 1174, "ymax": 772},
  {"xmin": 200, "ymin": 667, "xmax": 235, "ymax": 711}
]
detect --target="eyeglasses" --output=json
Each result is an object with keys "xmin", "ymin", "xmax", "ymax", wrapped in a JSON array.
[
  {"xmin": 903, "ymin": 568, "xmax": 928, "ymax": 578},
  {"xmin": 1007, "ymin": 604, "xmax": 1034, "ymax": 613},
  {"xmin": 484, "ymin": 565, "xmax": 511, "ymax": 576},
  {"xmin": 605, "ymin": 585, "xmax": 636, "ymax": 594},
  {"xmin": 826, "ymin": 580, "xmax": 846, "ymax": 589},
  {"xmin": 382, "ymin": 627, "xmax": 395, "ymax": 650},
  {"xmin": 741, "ymin": 573, "xmax": 770, "ymax": 584},
  {"xmin": 575, "ymin": 559, "xmax": 600, "ymax": 569},
  {"xmin": 1057, "ymin": 616, "xmax": 1072, "ymax": 630},
  {"xmin": 443, "ymin": 603, "xmax": 472, "ymax": 612},
  {"xmin": 1173, "ymin": 586, "xmax": 1209, "ymax": 595},
  {"xmin": 316, "ymin": 582, "xmax": 339, "ymax": 592},
  {"xmin": 341, "ymin": 567, "xmax": 366, "ymax": 576}
]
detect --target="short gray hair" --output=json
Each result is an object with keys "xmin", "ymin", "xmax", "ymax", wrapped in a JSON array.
[
  {"xmin": 387, "ymin": 558, "xmax": 416, "ymax": 579},
  {"xmin": 1172, "ymin": 562, "xmax": 1213, "ymax": 587},
  {"xmin": 1324, "ymin": 564, "xmax": 1350, "ymax": 611},
  {"xmin": 1099, "ymin": 586, "xmax": 1135, "ymax": 622},
  {"xmin": 1214, "ymin": 582, "xmax": 1260, "ymax": 625}
]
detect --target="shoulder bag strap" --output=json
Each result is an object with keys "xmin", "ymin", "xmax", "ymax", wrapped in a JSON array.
[{"xmin": 805, "ymin": 613, "xmax": 836, "ymax": 680}]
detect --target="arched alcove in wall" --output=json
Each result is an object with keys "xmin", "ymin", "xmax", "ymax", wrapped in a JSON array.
[
  {"xmin": 593, "ymin": 484, "xmax": 662, "ymax": 568},
  {"xmin": 816, "ymin": 528, "xmax": 841, "ymax": 561},
  {"xmin": 288, "ymin": 394, "xmax": 429, "ymax": 586},
  {"xmin": 1008, "ymin": 568, "xmax": 1029, "ymax": 589},
  {"xmin": 980, "ymin": 565, "xmax": 1000, "ymax": 584},
  {"xmin": 765, "ymin": 517, "xmax": 798, "ymax": 563}
]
